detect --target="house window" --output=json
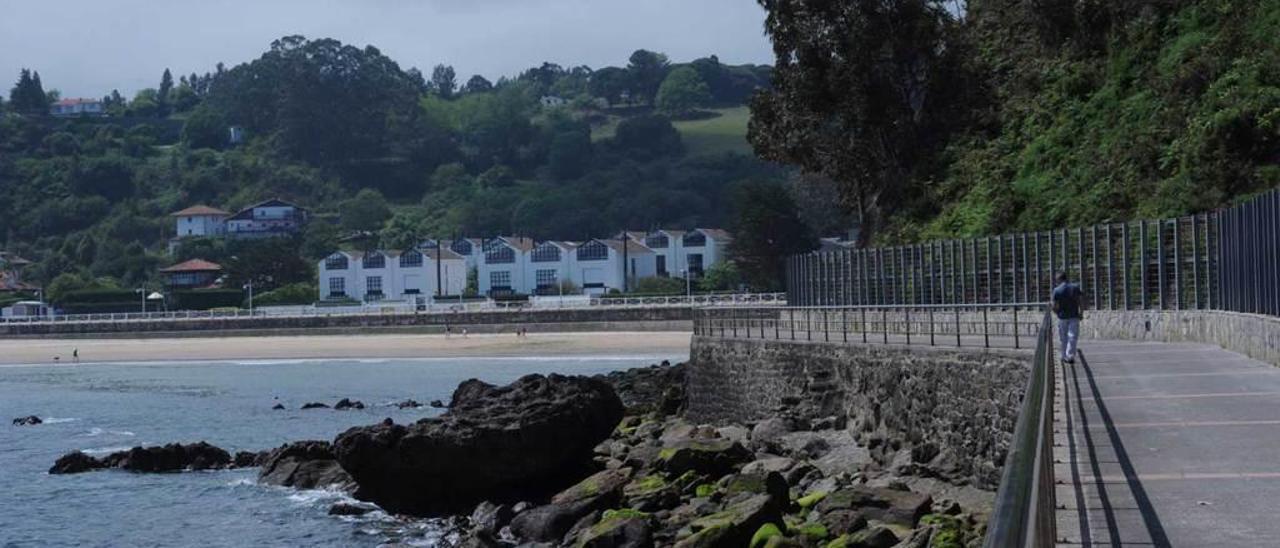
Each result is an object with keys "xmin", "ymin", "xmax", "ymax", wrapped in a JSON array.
[
  {"xmin": 531, "ymin": 244, "xmax": 561, "ymax": 263},
  {"xmin": 646, "ymin": 234, "xmax": 668, "ymax": 249},
  {"xmin": 328, "ymin": 278, "xmax": 346, "ymax": 297},
  {"xmin": 400, "ymin": 250, "xmax": 423, "ymax": 267},
  {"xmin": 451, "ymin": 240, "xmax": 472, "ymax": 255},
  {"xmin": 657, "ymin": 255, "xmax": 667, "ymax": 277},
  {"xmin": 366, "ymin": 276, "xmax": 383, "ymax": 300},
  {"xmin": 576, "ymin": 241, "xmax": 608, "ymax": 261},
  {"xmin": 486, "ymin": 245, "xmax": 515, "ymax": 264},
  {"xmin": 490, "ymin": 271, "xmax": 512, "ymax": 290},
  {"xmin": 536, "ymin": 269, "xmax": 558, "ymax": 288},
  {"xmin": 683, "ymin": 232, "xmax": 706, "ymax": 247},
  {"xmin": 363, "ymin": 253, "xmax": 385, "ymax": 269},
  {"xmin": 688, "ymin": 254, "xmax": 704, "ymax": 277},
  {"xmin": 325, "ymin": 255, "xmax": 348, "ymax": 270}
]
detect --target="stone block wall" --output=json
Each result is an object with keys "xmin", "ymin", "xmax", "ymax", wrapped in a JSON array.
[
  {"xmin": 1084, "ymin": 309, "xmax": 1280, "ymax": 366},
  {"xmin": 687, "ymin": 337, "xmax": 1029, "ymax": 488}
]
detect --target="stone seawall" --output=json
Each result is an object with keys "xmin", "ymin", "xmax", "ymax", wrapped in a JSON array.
[
  {"xmin": 0, "ymin": 307, "xmax": 692, "ymax": 338},
  {"xmin": 687, "ymin": 337, "xmax": 1029, "ymax": 488},
  {"xmin": 1084, "ymin": 309, "xmax": 1280, "ymax": 366}
]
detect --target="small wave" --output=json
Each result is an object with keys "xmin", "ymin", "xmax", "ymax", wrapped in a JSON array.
[
  {"xmin": 82, "ymin": 427, "xmax": 136, "ymax": 437},
  {"xmin": 225, "ymin": 478, "xmax": 255, "ymax": 487},
  {"xmin": 41, "ymin": 417, "xmax": 79, "ymax": 424},
  {"xmin": 82, "ymin": 446, "xmax": 131, "ymax": 456}
]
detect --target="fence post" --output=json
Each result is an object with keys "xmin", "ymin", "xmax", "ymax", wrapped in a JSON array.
[
  {"xmin": 955, "ymin": 307, "xmax": 962, "ymax": 347},
  {"xmin": 905, "ymin": 307, "xmax": 912, "ymax": 345},
  {"xmin": 983, "ymin": 307, "xmax": 990, "ymax": 348},
  {"xmin": 1140, "ymin": 221, "xmax": 1149, "ymax": 309},
  {"xmin": 883, "ymin": 309, "xmax": 889, "ymax": 344},
  {"xmin": 823, "ymin": 308, "xmax": 829, "ymax": 342},
  {"xmin": 1122, "ymin": 222, "xmax": 1131, "ymax": 310},
  {"xmin": 790, "ymin": 308, "xmax": 795, "ymax": 340},
  {"xmin": 862, "ymin": 307, "xmax": 868, "ymax": 343},
  {"xmin": 1158, "ymin": 219, "xmax": 1167, "ymax": 310},
  {"xmin": 843, "ymin": 308, "xmax": 848, "ymax": 343},
  {"xmin": 1014, "ymin": 307, "xmax": 1020, "ymax": 349},
  {"xmin": 929, "ymin": 308, "xmax": 935, "ymax": 346}
]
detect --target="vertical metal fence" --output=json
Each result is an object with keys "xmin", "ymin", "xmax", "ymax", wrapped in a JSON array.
[{"xmin": 787, "ymin": 188, "xmax": 1280, "ymax": 317}]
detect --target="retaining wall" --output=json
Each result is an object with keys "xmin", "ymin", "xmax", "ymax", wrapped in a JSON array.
[
  {"xmin": 0, "ymin": 307, "xmax": 692, "ymax": 338},
  {"xmin": 687, "ymin": 336, "xmax": 1029, "ymax": 488},
  {"xmin": 1084, "ymin": 309, "xmax": 1280, "ymax": 366}
]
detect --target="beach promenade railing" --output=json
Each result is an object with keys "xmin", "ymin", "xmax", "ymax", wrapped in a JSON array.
[
  {"xmin": 694, "ymin": 303, "xmax": 1059, "ymax": 547},
  {"xmin": 693, "ymin": 302, "xmax": 1046, "ymax": 350},
  {"xmin": 0, "ymin": 292, "xmax": 786, "ymax": 325},
  {"xmin": 786, "ymin": 187, "xmax": 1280, "ymax": 319}
]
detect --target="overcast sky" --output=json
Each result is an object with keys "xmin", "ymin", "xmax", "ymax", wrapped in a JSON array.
[{"xmin": 0, "ymin": 0, "xmax": 774, "ymax": 99}]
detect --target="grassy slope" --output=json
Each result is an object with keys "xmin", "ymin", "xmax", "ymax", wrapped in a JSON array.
[{"xmin": 590, "ymin": 106, "xmax": 753, "ymax": 157}]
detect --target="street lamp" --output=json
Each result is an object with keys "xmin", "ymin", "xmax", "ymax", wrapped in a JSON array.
[
  {"xmin": 243, "ymin": 281, "xmax": 253, "ymax": 315},
  {"xmin": 681, "ymin": 269, "xmax": 691, "ymax": 303}
]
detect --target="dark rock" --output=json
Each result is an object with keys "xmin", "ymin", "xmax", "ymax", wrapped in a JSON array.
[
  {"xmin": 721, "ymin": 471, "xmax": 789, "ymax": 508},
  {"xmin": 328, "ymin": 502, "xmax": 376, "ymax": 516},
  {"xmin": 429, "ymin": 400, "xmax": 445, "ymax": 408},
  {"xmin": 51, "ymin": 442, "xmax": 232, "ymax": 474},
  {"xmin": 232, "ymin": 450, "xmax": 268, "ymax": 468},
  {"xmin": 396, "ymin": 399, "xmax": 424, "ymax": 409},
  {"xmin": 258, "ymin": 440, "xmax": 353, "ymax": 490},
  {"xmin": 673, "ymin": 493, "xmax": 783, "ymax": 547},
  {"xmin": 578, "ymin": 510, "xmax": 654, "ymax": 548},
  {"xmin": 49, "ymin": 451, "xmax": 104, "ymax": 474},
  {"xmin": 301, "ymin": 402, "xmax": 329, "ymax": 410},
  {"xmin": 622, "ymin": 474, "xmax": 681, "ymax": 512},
  {"xmin": 271, "ymin": 404, "xmax": 286, "ymax": 410},
  {"xmin": 12, "ymin": 415, "xmax": 42, "ymax": 426},
  {"xmin": 599, "ymin": 362, "xmax": 686, "ymax": 416},
  {"xmin": 510, "ymin": 503, "xmax": 591, "ymax": 543},
  {"xmin": 819, "ymin": 510, "xmax": 868, "ymax": 536},
  {"xmin": 656, "ymin": 439, "xmax": 752, "ymax": 478},
  {"xmin": 333, "ymin": 373, "xmax": 624, "ymax": 516},
  {"xmin": 470, "ymin": 501, "xmax": 514, "ymax": 536},
  {"xmin": 334, "ymin": 398, "xmax": 365, "ymax": 410},
  {"xmin": 815, "ymin": 487, "xmax": 931, "ymax": 528},
  {"xmin": 749, "ymin": 418, "xmax": 791, "ymax": 450},
  {"xmin": 846, "ymin": 525, "xmax": 899, "ymax": 548}
]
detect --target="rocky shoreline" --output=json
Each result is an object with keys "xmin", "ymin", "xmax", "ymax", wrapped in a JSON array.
[{"xmin": 44, "ymin": 360, "xmax": 991, "ymax": 547}]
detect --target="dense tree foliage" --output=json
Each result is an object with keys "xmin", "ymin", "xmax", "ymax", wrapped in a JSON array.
[
  {"xmin": 753, "ymin": 0, "xmax": 1280, "ymax": 243},
  {"xmin": 728, "ymin": 181, "xmax": 817, "ymax": 290},
  {"xmin": 656, "ymin": 67, "xmax": 712, "ymax": 117},
  {"xmin": 0, "ymin": 38, "xmax": 790, "ymax": 297}
]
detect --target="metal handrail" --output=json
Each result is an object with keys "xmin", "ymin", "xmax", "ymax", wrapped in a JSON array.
[
  {"xmin": 984, "ymin": 306, "xmax": 1056, "ymax": 547},
  {"xmin": 692, "ymin": 303, "xmax": 1046, "ymax": 350}
]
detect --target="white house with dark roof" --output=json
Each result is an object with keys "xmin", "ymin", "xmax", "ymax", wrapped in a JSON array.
[
  {"xmin": 571, "ymin": 239, "xmax": 656, "ymax": 295},
  {"xmin": 681, "ymin": 228, "xmax": 731, "ymax": 278},
  {"xmin": 318, "ymin": 247, "xmax": 465, "ymax": 303},
  {"xmin": 225, "ymin": 199, "xmax": 308, "ymax": 239},
  {"xmin": 478, "ymin": 237, "xmax": 536, "ymax": 296},
  {"xmin": 170, "ymin": 205, "xmax": 230, "ymax": 238},
  {"xmin": 528, "ymin": 241, "xmax": 579, "ymax": 295}
]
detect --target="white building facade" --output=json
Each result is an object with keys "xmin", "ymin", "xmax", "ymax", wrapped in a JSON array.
[
  {"xmin": 225, "ymin": 199, "xmax": 308, "ymax": 239},
  {"xmin": 477, "ymin": 237, "xmax": 535, "ymax": 296},
  {"xmin": 642, "ymin": 228, "xmax": 731, "ymax": 279},
  {"xmin": 318, "ymin": 248, "xmax": 465, "ymax": 303}
]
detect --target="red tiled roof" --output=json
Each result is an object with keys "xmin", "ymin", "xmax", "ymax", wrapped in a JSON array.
[
  {"xmin": 55, "ymin": 98, "xmax": 101, "ymax": 106},
  {"xmin": 170, "ymin": 205, "xmax": 231, "ymax": 217},
  {"xmin": 160, "ymin": 259, "xmax": 223, "ymax": 273}
]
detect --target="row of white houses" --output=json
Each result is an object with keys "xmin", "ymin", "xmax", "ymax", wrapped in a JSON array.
[{"xmin": 317, "ymin": 229, "xmax": 731, "ymax": 302}]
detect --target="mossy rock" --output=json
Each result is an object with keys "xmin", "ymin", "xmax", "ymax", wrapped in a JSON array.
[
  {"xmin": 623, "ymin": 473, "xmax": 680, "ymax": 511},
  {"xmin": 657, "ymin": 439, "xmax": 752, "ymax": 477},
  {"xmin": 791, "ymin": 521, "xmax": 829, "ymax": 542},
  {"xmin": 578, "ymin": 509, "xmax": 652, "ymax": 548},
  {"xmin": 795, "ymin": 491, "xmax": 827, "ymax": 510},
  {"xmin": 675, "ymin": 494, "xmax": 784, "ymax": 548},
  {"xmin": 695, "ymin": 483, "xmax": 717, "ymax": 498},
  {"xmin": 919, "ymin": 514, "xmax": 971, "ymax": 548},
  {"xmin": 553, "ymin": 468, "xmax": 633, "ymax": 506},
  {"xmin": 750, "ymin": 523, "xmax": 784, "ymax": 548},
  {"xmin": 723, "ymin": 471, "xmax": 789, "ymax": 507}
]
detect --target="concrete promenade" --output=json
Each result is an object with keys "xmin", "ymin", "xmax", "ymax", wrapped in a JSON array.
[{"xmin": 1055, "ymin": 340, "xmax": 1280, "ymax": 547}]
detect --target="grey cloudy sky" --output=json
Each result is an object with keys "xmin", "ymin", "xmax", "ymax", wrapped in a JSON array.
[{"xmin": 0, "ymin": 0, "xmax": 773, "ymax": 99}]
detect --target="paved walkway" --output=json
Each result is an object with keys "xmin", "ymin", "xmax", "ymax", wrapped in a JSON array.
[{"xmin": 1055, "ymin": 340, "xmax": 1280, "ymax": 547}]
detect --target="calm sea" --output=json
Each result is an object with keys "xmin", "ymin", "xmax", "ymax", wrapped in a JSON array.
[{"xmin": 0, "ymin": 354, "xmax": 683, "ymax": 547}]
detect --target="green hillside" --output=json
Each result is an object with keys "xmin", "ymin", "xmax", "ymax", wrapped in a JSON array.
[{"xmin": 672, "ymin": 107, "xmax": 752, "ymax": 156}]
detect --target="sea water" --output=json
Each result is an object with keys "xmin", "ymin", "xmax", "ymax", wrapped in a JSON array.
[{"xmin": 0, "ymin": 354, "xmax": 683, "ymax": 547}]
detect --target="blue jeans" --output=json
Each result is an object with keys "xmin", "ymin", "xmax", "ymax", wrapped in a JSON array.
[{"xmin": 1058, "ymin": 318, "xmax": 1080, "ymax": 361}]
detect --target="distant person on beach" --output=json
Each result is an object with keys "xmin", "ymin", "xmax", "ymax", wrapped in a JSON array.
[
  {"xmin": 462, "ymin": 328, "xmax": 468, "ymax": 338},
  {"xmin": 1051, "ymin": 271, "xmax": 1084, "ymax": 364},
  {"xmin": 72, "ymin": 348, "xmax": 78, "ymax": 363}
]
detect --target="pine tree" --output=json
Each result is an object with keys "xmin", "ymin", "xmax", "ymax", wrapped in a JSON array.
[
  {"xmin": 9, "ymin": 68, "xmax": 49, "ymax": 115},
  {"xmin": 158, "ymin": 68, "xmax": 174, "ymax": 116}
]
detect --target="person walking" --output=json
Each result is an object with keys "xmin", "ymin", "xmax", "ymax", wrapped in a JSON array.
[{"xmin": 1051, "ymin": 271, "xmax": 1084, "ymax": 364}]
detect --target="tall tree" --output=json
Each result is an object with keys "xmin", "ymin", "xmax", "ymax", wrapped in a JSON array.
[
  {"xmin": 158, "ymin": 68, "xmax": 174, "ymax": 116},
  {"xmin": 430, "ymin": 64, "xmax": 457, "ymax": 99},
  {"xmin": 727, "ymin": 181, "xmax": 817, "ymax": 290},
  {"xmin": 655, "ymin": 67, "xmax": 711, "ymax": 117},
  {"xmin": 626, "ymin": 50, "xmax": 670, "ymax": 105},
  {"xmin": 749, "ymin": 0, "xmax": 967, "ymax": 244},
  {"xmin": 9, "ymin": 69, "xmax": 49, "ymax": 115},
  {"xmin": 464, "ymin": 74, "xmax": 493, "ymax": 94},
  {"xmin": 587, "ymin": 66, "xmax": 630, "ymax": 106}
]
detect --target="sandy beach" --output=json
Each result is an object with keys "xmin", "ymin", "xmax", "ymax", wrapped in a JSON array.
[{"xmin": 0, "ymin": 331, "xmax": 692, "ymax": 366}]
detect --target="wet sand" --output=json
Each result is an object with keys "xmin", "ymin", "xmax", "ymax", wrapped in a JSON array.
[{"xmin": 0, "ymin": 331, "xmax": 692, "ymax": 365}]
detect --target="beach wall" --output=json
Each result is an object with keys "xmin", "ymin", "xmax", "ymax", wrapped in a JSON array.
[
  {"xmin": 1083, "ymin": 309, "xmax": 1280, "ymax": 367},
  {"xmin": 686, "ymin": 337, "xmax": 1029, "ymax": 488},
  {"xmin": 0, "ymin": 308, "xmax": 693, "ymax": 338}
]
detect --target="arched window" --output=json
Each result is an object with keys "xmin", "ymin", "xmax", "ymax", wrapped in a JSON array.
[
  {"xmin": 400, "ymin": 250, "xmax": 423, "ymax": 267},
  {"xmin": 531, "ymin": 244, "xmax": 561, "ymax": 263},
  {"xmin": 451, "ymin": 240, "xmax": 472, "ymax": 255},
  {"xmin": 683, "ymin": 232, "xmax": 706, "ymax": 247},
  {"xmin": 324, "ymin": 255, "xmax": 348, "ymax": 270},
  {"xmin": 577, "ymin": 241, "xmax": 609, "ymax": 261},
  {"xmin": 486, "ymin": 245, "xmax": 515, "ymax": 264},
  {"xmin": 363, "ymin": 253, "xmax": 386, "ymax": 269},
  {"xmin": 646, "ymin": 234, "xmax": 669, "ymax": 249}
]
